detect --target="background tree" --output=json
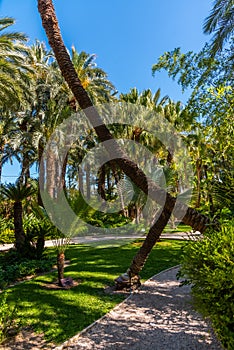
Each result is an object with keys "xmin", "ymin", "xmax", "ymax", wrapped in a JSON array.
[
  {"xmin": 0, "ymin": 182, "xmax": 36, "ymax": 255},
  {"xmin": 152, "ymin": 15, "xmax": 233, "ymax": 220},
  {"xmin": 0, "ymin": 17, "xmax": 30, "ymax": 109},
  {"xmin": 203, "ymin": 0, "xmax": 234, "ymax": 56}
]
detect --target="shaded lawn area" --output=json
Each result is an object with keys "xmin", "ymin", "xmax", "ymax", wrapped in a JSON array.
[{"xmin": 4, "ymin": 239, "xmax": 185, "ymax": 345}]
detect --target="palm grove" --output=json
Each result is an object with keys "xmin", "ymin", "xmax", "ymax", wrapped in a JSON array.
[{"xmin": 0, "ymin": 0, "xmax": 233, "ymax": 289}]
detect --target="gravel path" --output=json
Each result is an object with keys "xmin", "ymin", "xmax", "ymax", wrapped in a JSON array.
[
  {"xmin": 0, "ymin": 232, "xmax": 201, "ymax": 252},
  {"xmin": 55, "ymin": 266, "xmax": 223, "ymax": 350}
]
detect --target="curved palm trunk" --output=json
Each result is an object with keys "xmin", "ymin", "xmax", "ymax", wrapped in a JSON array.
[
  {"xmin": 115, "ymin": 196, "xmax": 174, "ymax": 288},
  {"xmin": 37, "ymin": 0, "xmax": 216, "ymax": 290},
  {"xmin": 37, "ymin": 0, "xmax": 210, "ymax": 234},
  {"xmin": 129, "ymin": 197, "xmax": 173, "ymax": 277}
]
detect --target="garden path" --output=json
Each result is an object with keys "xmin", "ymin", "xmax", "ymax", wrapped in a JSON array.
[{"xmin": 55, "ymin": 266, "xmax": 223, "ymax": 350}]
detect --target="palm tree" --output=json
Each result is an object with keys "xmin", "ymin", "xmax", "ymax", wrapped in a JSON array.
[
  {"xmin": 37, "ymin": 0, "xmax": 211, "ymax": 221},
  {"xmin": 0, "ymin": 113, "xmax": 18, "ymax": 184},
  {"xmin": 70, "ymin": 47, "xmax": 117, "ymax": 106},
  {"xmin": 120, "ymin": 87, "xmax": 169, "ymax": 111},
  {"xmin": 19, "ymin": 41, "xmax": 68, "ymax": 199},
  {"xmin": 37, "ymin": 0, "xmax": 211, "ymax": 287},
  {"xmin": 203, "ymin": 0, "xmax": 234, "ymax": 55},
  {"xmin": 0, "ymin": 17, "xmax": 30, "ymax": 109},
  {"xmin": 1, "ymin": 182, "xmax": 36, "ymax": 255}
]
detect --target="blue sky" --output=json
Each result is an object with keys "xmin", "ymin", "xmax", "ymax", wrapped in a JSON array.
[{"xmin": 0, "ymin": 0, "xmax": 212, "ymax": 182}]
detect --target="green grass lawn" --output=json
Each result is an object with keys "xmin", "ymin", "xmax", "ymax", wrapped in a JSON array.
[
  {"xmin": 4, "ymin": 239, "xmax": 185, "ymax": 345},
  {"xmin": 163, "ymin": 223, "xmax": 191, "ymax": 233}
]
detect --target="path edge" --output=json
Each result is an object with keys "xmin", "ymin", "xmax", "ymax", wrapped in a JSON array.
[{"xmin": 54, "ymin": 264, "xmax": 181, "ymax": 350}]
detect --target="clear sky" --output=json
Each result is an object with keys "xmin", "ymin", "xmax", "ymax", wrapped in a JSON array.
[{"xmin": 0, "ymin": 0, "xmax": 212, "ymax": 182}]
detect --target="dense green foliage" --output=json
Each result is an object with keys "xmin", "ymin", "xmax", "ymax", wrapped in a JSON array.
[
  {"xmin": 179, "ymin": 220, "xmax": 234, "ymax": 349},
  {"xmin": 0, "ymin": 249, "xmax": 55, "ymax": 289}
]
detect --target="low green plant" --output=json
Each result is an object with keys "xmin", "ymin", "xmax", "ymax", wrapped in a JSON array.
[
  {"xmin": 0, "ymin": 251, "xmax": 55, "ymax": 288},
  {"xmin": 0, "ymin": 292, "xmax": 20, "ymax": 343},
  {"xmin": 0, "ymin": 217, "xmax": 14, "ymax": 244},
  {"xmin": 179, "ymin": 220, "xmax": 234, "ymax": 350}
]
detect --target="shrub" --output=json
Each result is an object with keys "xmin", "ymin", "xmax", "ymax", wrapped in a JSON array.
[
  {"xmin": 0, "ymin": 252, "xmax": 55, "ymax": 288},
  {"xmin": 179, "ymin": 220, "xmax": 234, "ymax": 350},
  {"xmin": 0, "ymin": 292, "xmax": 20, "ymax": 343},
  {"xmin": 0, "ymin": 217, "xmax": 14, "ymax": 244}
]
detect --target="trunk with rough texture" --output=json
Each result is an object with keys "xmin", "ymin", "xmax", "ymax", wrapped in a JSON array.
[
  {"xmin": 61, "ymin": 153, "xmax": 68, "ymax": 192},
  {"xmin": 37, "ymin": 0, "xmax": 210, "ymax": 234},
  {"xmin": 97, "ymin": 164, "xmax": 106, "ymax": 200},
  {"xmin": 37, "ymin": 143, "xmax": 46, "ymax": 258},
  {"xmin": 78, "ymin": 166, "xmax": 84, "ymax": 194},
  {"xmin": 57, "ymin": 251, "xmax": 65, "ymax": 286},
  {"xmin": 86, "ymin": 163, "xmax": 91, "ymax": 200},
  {"xmin": 20, "ymin": 153, "xmax": 30, "ymax": 185},
  {"xmin": 13, "ymin": 201, "xmax": 26, "ymax": 253},
  {"xmin": 46, "ymin": 145, "xmax": 55, "ymax": 198},
  {"xmin": 135, "ymin": 197, "xmax": 173, "ymax": 274},
  {"xmin": 38, "ymin": 141, "xmax": 45, "ymax": 207},
  {"xmin": 129, "ymin": 204, "xmax": 172, "ymax": 277},
  {"xmin": 115, "ymin": 197, "xmax": 174, "ymax": 288}
]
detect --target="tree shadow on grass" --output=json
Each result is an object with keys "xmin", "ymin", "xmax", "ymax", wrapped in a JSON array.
[{"xmin": 3, "ymin": 241, "xmax": 184, "ymax": 345}]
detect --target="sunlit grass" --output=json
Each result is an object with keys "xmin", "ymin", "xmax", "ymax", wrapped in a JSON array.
[
  {"xmin": 163, "ymin": 223, "xmax": 191, "ymax": 233},
  {"xmin": 4, "ymin": 239, "xmax": 185, "ymax": 344}
]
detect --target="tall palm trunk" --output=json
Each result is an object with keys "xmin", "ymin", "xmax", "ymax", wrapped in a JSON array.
[
  {"xmin": 60, "ymin": 153, "xmax": 68, "ymax": 193},
  {"xmin": 57, "ymin": 251, "xmax": 65, "ymax": 286},
  {"xmin": 37, "ymin": 142, "xmax": 46, "ymax": 257},
  {"xmin": 97, "ymin": 164, "xmax": 106, "ymax": 200},
  {"xmin": 13, "ymin": 201, "xmax": 26, "ymax": 253},
  {"xmin": 78, "ymin": 166, "xmax": 84, "ymax": 194},
  {"xmin": 20, "ymin": 152, "xmax": 31, "ymax": 185},
  {"xmin": 85, "ymin": 163, "xmax": 91, "ymax": 200},
  {"xmin": 46, "ymin": 144, "xmax": 56, "ymax": 198},
  {"xmin": 38, "ymin": 141, "xmax": 45, "ymax": 207}
]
